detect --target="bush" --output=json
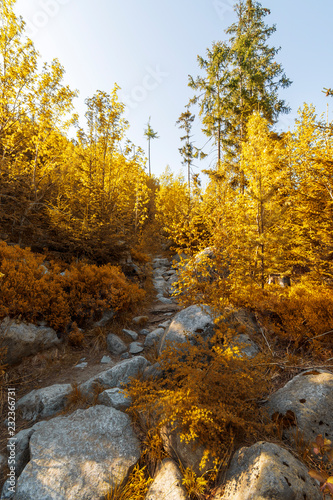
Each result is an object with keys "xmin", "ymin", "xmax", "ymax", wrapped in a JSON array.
[
  {"xmin": 0, "ymin": 241, "xmax": 145, "ymax": 331},
  {"xmin": 126, "ymin": 327, "xmax": 271, "ymax": 464}
]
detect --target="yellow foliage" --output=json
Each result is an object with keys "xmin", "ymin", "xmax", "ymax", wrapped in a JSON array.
[
  {"xmin": 0, "ymin": 241, "xmax": 145, "ymax": 331},
  {"xmin": 106, "ymin": 463, "xmax": 153, "ymax": 500},
  {"xmin": 126, "ymin": 327, "xmax": 271, "ymax": 461}
]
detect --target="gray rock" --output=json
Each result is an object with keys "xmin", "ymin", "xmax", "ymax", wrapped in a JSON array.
[
  {"xmin": 143, "ymin": 363, "xmax": 163, "ymax": 381},
  {"xmin": 140, "ymin": 329, "xmax": 150, "ymax": 335},
  {"xmin": 158, "ymin": 321, "xmax": 171, "ymax": 329},
  {"xmin": 80, "ymin": 356, "xmax": 149, "ymax": 398},
  {"xmin": 122, "ymin": 329, "xmax": 138, "ymax": 341},
  {"xmin": 146, "ymin": 458, "xmax": 188, "ymax": 500},
  {"xmin": 145, "ymin": 328, "xmax": 165, "ymax": 348},
  {"xmin": 160, "ymin": 425, "xmax": 214, "ymax": 476},
  {"xmin": 158, "ymin": 297, "xmax": 174, "ymax": 305},
  {"xmin": 227, "ymin": 334, "xmax": 260, "ymax": 359},
  {"xmin": 159, "ymin": 304, "xmax": 215, "ymax": 353},
  {"xmin": 153, "ymin": 258, "xmax": 170, "ymax": 268},
  {"xmin": 120, "ymin": 352, "xmax": 131, "ymax": 360},
  {"xmin": 14, "ymin": 406, "xmax": 141, "ymax": 500},
  {"xmin": 74, "ymin": 362, "xmax": 87, "ymax": 369},
  {"xmin": 1, "ymin": 479, "xmax": 15, "ymax": 499},
  {"xmin": 93, "ymin": 309, "xmax": 114, "ymax": 328},
  {"xmin": 214, "ymin": 441, "xmax": 321, "ymax": 499},
  {"xmin": 98, "ymin": 388, "xmax": 132, "ymax": 410},
  {"xmin": 107, "ymin": 333, "xmax": 127, "ymax": 355},
  {"xmin": 100, "ymin": 355, "xmax": 112, "ymax": 364},
  {"xmin": 0, "ymin": 318, "xmax": 61, "ymax": 366},
  {"xmin": 129, "ymin": 342, "xmax": 144, "ymax": 354},
  {"xmin": 266, "ymin": 369, "xmax": 333, "ymax": 443},
  {"xmin": 6, "ymin": 422, "xmax": 47, "ymax": 479},
  {"xmin": 17, "ymin": 384, "xmax": 71, "ymax": 421}
]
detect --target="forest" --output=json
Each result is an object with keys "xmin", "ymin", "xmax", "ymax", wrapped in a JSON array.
[{"xmin": 0, "ymin": 0, "xmax": 333, "ymax": 498}]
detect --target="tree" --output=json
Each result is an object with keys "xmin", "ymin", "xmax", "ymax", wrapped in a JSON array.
[
  {"xmin": 188, "ymin": 41, "xmax": 230, "ymax": 169},
  {"xmin": 0, "ymin": 0, "xmax": 38, "ymax": 171},
  {"xmin": 176, "ymin": 109, "xmax": 195, "ymax": 189},
  {"xmin": 144, "ymin": 117, "xmax": 158, "ymax": 176},
  {"xmin": 189, "ymin": 0, "xmax": 291, "ymax": 189}
]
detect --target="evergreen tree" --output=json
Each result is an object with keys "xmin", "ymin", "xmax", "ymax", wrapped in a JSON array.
[
  {"xmin": 176, "ymin": 109, "xmax": 195, "ymax": 189},
  {"xmin": 189, "ymin": 0, "xmax": 291, "ymax": 188},
  {"xmin": 144, "ymin": 117, "xmax": 158, "ymax": 176}
]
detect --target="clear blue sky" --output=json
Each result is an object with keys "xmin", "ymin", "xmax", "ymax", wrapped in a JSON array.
[{"xmin": 14, "ymin": 0, "xmax": 333, "ymax": 182}]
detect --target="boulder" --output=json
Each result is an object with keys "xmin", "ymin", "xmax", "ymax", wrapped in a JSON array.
[
  {"xmin": 144, "ymin": 328, "xmax": 165, "ymax": 348},
  {"xmin": 266, "ymin": 369, "xmax": 333, "ymax": 443},
  {"xmin": 0, "ymin": 318, "xmax": 61, "ymax": 365},
  {"xmin": 146, "ymin": 458, "xmax": 188, "ymax": 500},
  {"xmin": 158, "ymin": 305, "xmax": 215, "ymax": 353},
  {"xmin": 213, "ymin": 441, "xmax": 321, "ymax": 499},
  {"xmin": 98, "ymin": 388, "xmax": 132, "ymax": 411},
  {"xmin": 14, "ymin": 406, "xmax": 141, "ymax": 500},
  {"xmin": 106, "ymin": 334, "xmax": 127, "ymax": 355},
  {"xmin": 5, "ymin": 422, "xmax": 47, "ymax": 479},
  {"xmin": 80, "ymin": 356, "xmax": 149, "ymax": 398},
  {"xmin": 17, "ymin": 384, "xmax": 72, "ymax": 421}
]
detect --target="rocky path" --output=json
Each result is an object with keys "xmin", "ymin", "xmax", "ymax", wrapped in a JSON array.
[
  {"xmin": 0, "ymin": 255, "xmax": 183, "ymax": 499},
  {"xmin": 1, "ymin": 254, "xmax": 332, "ymax": 499}
]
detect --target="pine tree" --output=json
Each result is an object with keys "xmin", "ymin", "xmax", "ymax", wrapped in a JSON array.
[
  {"xmin": 144, "ymin": 117, "xmax": 158, "ymax": 176},
  {"xmin": 188, "ymin": 41, "xmax": 230, "ymax": 169},
  {"xmin": 189, "ymin": 0, "xmax": 291, "ymax": 188},
  {"xmin": 176, "ymin": 109, "xmax": 195, "ymax": 189}
]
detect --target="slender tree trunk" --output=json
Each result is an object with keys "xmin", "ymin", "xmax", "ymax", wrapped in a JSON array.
[{"xmin": 148, "ymin": 137, "xmax": 151, "ymax": 176}]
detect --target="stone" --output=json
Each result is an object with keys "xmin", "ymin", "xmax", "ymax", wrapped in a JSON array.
[
  {"xmin": 143, "ymin": 363, "xmax": 163, "ymax": 381},
  {"xmin": 5, "ymin": 422, "xmax": 47, "ymax": 480},
  {"xmin": 158, "ymin": 321, "xmax": 171, "ymax": 329},
  {"xmin": 0, "ymin": 318, "xmax": 61, "ymax": 366},
  {"xmin": 227, "ymin": 334, "xmax": 260, "ymax": 359},
  {"xmin": 145, "ymin": 328, "xmax": 165, "ymax": 348},
  {"xmin": 122, "ymin": 329, "xmax": 138, "ymax": 341},
  {"xmin": 14, "ymin": 406, "xmax": 141, "ymax": 500},
  {"xmin": 160, "ymin": 425, "xmax": 214, "ymax": 477},
  {"xmin": 140, "ymin": 329, "xmax": 150, "ymax": 335},
  {"xmin": 146, "ymin": 458, "xmax": 188, "ymax": 500},
  {"xmin": 265, "ymin": 369, "xmax": 333, "ymax": 443},
  {"xmin": 74, "ymin": 362, "xmax": 87, "ymax": 369},
  {"xmin": 80, "ymin": 356, "xmax": 149, "ymax": 398},
  {"xmin": 120, "ymin": 352, "xmax": 131, "ymax": 360},
  {"xmin": 17, "ymin": 384, "xmax": 72, "ymax": 421},
  {"xmin": 93, "ymin": 309, "xmax": 114, "ymax": 328},
  {"xmin": 132, "ymin": 316, "xmax": 149, "ymax": 326},
  {"xmin": 106, "ymin": 333, "xmax": 127, "ymax": 355},
  {"xmin": 98, "ymin": 388, "xmax": 132, "ymax": 410},
  {"xmin": 158, "ymin": 297, "xmax": 174, "ymax": 305},
  {"xmin": 214, "ymin": 441, "xmax": 321, "ymax": 499},
  {"xmin": 153, "ymin": 258, "xmax": 170, "ymax": 269},
  {"xmin": 129, "ymin": 342, "xmax": 144, "ymax": 354},
  {"xmin": 158, "ymin": 304, "xmax": 215, "ymax": 353},
  {"xmin": 100, "ymin": 355, "xmax": 112, "ymax": 364}
]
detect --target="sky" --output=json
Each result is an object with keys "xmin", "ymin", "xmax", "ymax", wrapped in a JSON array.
[{"xmin": 14, "ymin": 0, "xmax": 333, "ymax": 182}]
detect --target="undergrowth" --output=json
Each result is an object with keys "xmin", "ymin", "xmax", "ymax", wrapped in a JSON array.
[
  {"xmin": 125, "ymin": 324, "xmax": 273, "ymax": 485},
  {"xmin": 0, "ymin": 241, "xmax": 145, "ymax": 331}
]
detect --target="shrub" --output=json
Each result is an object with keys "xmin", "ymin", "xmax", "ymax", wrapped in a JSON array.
[
  {"xmin": 0, "ymin": 241, "xmax": 145, "ymax": 331},
  {"xmin": 126, "ymin": 326, "xmax": 271, "ymax": 466}
]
